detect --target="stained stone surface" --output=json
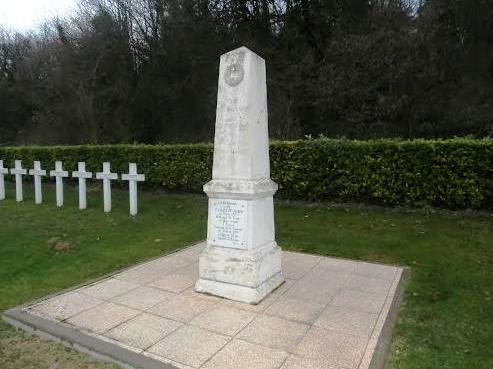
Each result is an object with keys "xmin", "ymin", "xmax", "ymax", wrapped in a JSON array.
[
  {"xmin": 10, "ymin": 242, "xmax": 407, "ymax": 369},
  {"xmin": 196, "ymin": 46, "xmax": 284, "ymax": 304}
]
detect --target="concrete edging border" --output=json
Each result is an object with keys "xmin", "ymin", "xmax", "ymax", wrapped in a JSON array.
[
  {"xmin": 366, "ymin": 267, "xmax": 411, "ymax": 369},
  {"xmin": 0, "ymin": 241, "xmax": 207, "ymax": 369},
  {"xmin": 2, "ymin": 308, "xmax": 175, "ymax": 369}
]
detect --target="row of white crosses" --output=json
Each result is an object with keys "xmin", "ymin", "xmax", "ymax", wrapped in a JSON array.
[{"xmin": 0, "ymin": 160, "xmax": 145, "ymax": 216}]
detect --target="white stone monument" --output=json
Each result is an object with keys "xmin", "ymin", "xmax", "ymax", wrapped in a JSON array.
[
  {"xmin": 122, "ymin": 163, "xmax": 145, "ymax": 216},
  {"xmin": 72, "ymin": 162, "xmax": 93, "ymax": 210},
  {"xmin": 28, "ymin": 161, "xmax": 47, "ymax": 204},
  {"xmin": 11, "ymin": 160, "xmax": 27, "ymax": 202},
  {"xmin": 0, "ymin": 160, "xmax": 8, "ymax": 200},
  {"xmin": 96, "ymin": 162, "xmax": 118, "ymax": 213},
  {"xmin": 195, "ymin": 46, "xmax": 284, "ymax": 304},
  {"xmin": 50, "ymin": 161, "xmax": 69, "ymax": 207}
]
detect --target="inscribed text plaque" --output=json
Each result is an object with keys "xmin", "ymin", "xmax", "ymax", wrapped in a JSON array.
[{"xmin": 209, "ymin": 199, "xmax": 248, "ymax": 249}]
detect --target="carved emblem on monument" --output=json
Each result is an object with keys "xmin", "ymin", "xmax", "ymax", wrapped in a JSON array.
[{"xmin": 224, "ymin": 52, "xmax": 245, "ymax": 87}]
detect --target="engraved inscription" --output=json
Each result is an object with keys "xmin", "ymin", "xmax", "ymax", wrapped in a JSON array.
[
  {"xmin": 210, "ymin": 199, "xmax": 248, "ymax": 249},
  {"xmin": 214, "ymin": 97, "xmax": 249, "ymax": 158}
]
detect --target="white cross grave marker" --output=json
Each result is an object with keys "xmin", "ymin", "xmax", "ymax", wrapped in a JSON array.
[
  {"xmin": 0, "ymin": 160, "xmax": 8, "ymax": 200},
  {"xmin": 10, "ymin": 160, "xmax": 27, "ymax": 202},
  {"xmin": 50, "ymin": 161, "xmax": 69, "ymax": 207},
  {"xmin": 72, "ymin": 162, "xmax": 93, "ymax": 210},
  {"xmin": 96, "ymin": 162, "xmax": 118, "ymax": 213},
  {"xmin": 122, "ymin": 163, "xmax": 145, "ymax": 216},
  {"xmin": 28, "ymin": 161, "xmax": 47, "ymax": 204}
]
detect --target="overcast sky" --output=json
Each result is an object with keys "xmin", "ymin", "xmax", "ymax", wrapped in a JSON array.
[
  {"xmin": 0, "ymin": 0, "xmax": 422, "ymax": 32},
  {"xmin": 0, "ymin": 0, "xmax": 77, "ymax": 31}
]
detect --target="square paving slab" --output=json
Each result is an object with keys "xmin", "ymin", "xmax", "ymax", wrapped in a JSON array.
[{"xmin": 3, "ymin": 242, "xmax": 408, "ymax": 369}]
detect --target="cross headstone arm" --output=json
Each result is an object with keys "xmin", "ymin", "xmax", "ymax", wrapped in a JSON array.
[
  {"xmin": 96, "ymin": 172, "xmax": 119, "ymax": 180},
  {"xmin": 50, "ymin": 170, "xmax": 69, "ymax": 177},
  {"xmin": 50, "ymin": 161, "xmax": 69, "ymax": 177},
  {"xmin": 11, "ymin": 160, "xmax": 27, "ymax": 175},
  {"xmin": 29, "ymin": 169, "xmax": 47, "ymax": 176},
  {"xmin": 0, "ymin": 160, "xmax": 8, "ymax": 175},
  {"xmin": 73, "ymin": 162, "xmax": 93, "ymax": 179},
  {"xmin": 72, "ymin": 171, "xmax": 93, "ymax": 178},
  {"xmin": 11, "ymin": 168, "xmax": 27, "ymax": 175},
  {"xmin": 122, "ymin": 163, "xmax": 145, "ymax": 182},
  {"xmin": 96, "ymin": 162, "xmax": 118, "ymax": 180},
  {"xmin": 29, "ymin": 161, "xmax": 47, "ymax": 176},
  {"xmin": 122, "ymin": 173, "xmax": 145, "ymax": 181}
]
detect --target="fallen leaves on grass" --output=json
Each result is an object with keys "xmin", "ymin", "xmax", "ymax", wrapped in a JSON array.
[
  {"xmin": 47, "ymin": 237, "xmax": 61, "ymax": 245},
  {"xmin": 53, "ymin": 240, "xmax": 74, "ymax": 252},
  {"xmin": 47, "ymin": 236, "xmax": 75, "ymax": 253}
]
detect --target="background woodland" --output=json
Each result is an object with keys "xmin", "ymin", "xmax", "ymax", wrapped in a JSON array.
[{"xmin": 0, "ymin": 0, "xmax": 492, "ymax": 145}]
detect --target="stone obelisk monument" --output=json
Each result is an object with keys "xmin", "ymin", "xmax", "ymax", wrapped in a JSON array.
[{"xmin": 195, "ymin": 47, "xmax": 284, "ymax": 304}]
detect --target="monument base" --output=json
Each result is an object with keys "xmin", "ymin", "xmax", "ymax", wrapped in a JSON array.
[
  {"xmin": 195, "ymin": 243, "xmax": 284, "ymax": 304},
  {"xmin": 195, "ymin": 272, "xmax": 284, "ymax": 304}
]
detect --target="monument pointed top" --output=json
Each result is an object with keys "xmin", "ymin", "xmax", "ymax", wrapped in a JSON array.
[
  {"xmin": 210, "ymin": 46, "xmax": 271, "ymax": 182},
  {"xmin": 221, "ymin": 46, "xmax": 263, "ymax": 61}
]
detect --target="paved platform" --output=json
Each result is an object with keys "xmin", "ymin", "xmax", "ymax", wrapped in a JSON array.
[{"xmin": 3, "ymin": 242, "xmax": 408, "ymax": 369}]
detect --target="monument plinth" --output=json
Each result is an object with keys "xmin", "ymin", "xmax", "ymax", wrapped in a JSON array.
[{"xmin": 195, "ymin": 46, "xmax": 284, "ymax": 304}]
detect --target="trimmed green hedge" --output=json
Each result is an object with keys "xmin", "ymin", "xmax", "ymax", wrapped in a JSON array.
[{"xmin": 1, "ymin": 138, "xmax": 492, "ymax": 209}]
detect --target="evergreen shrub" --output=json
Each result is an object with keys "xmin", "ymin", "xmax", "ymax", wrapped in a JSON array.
[{"xmin": 1, "ymin": 138, "xmax": 492, "ymax": 209}]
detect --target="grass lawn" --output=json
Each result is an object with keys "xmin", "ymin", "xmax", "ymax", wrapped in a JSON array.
[{"xmin": 0, "ymin": 181, "xmax": 492, "ymax": 369}]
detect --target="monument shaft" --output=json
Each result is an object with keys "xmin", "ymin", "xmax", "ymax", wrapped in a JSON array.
[{"xmin": 195, "ymin": 47, "xmax": 284, "ymax": 304}]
